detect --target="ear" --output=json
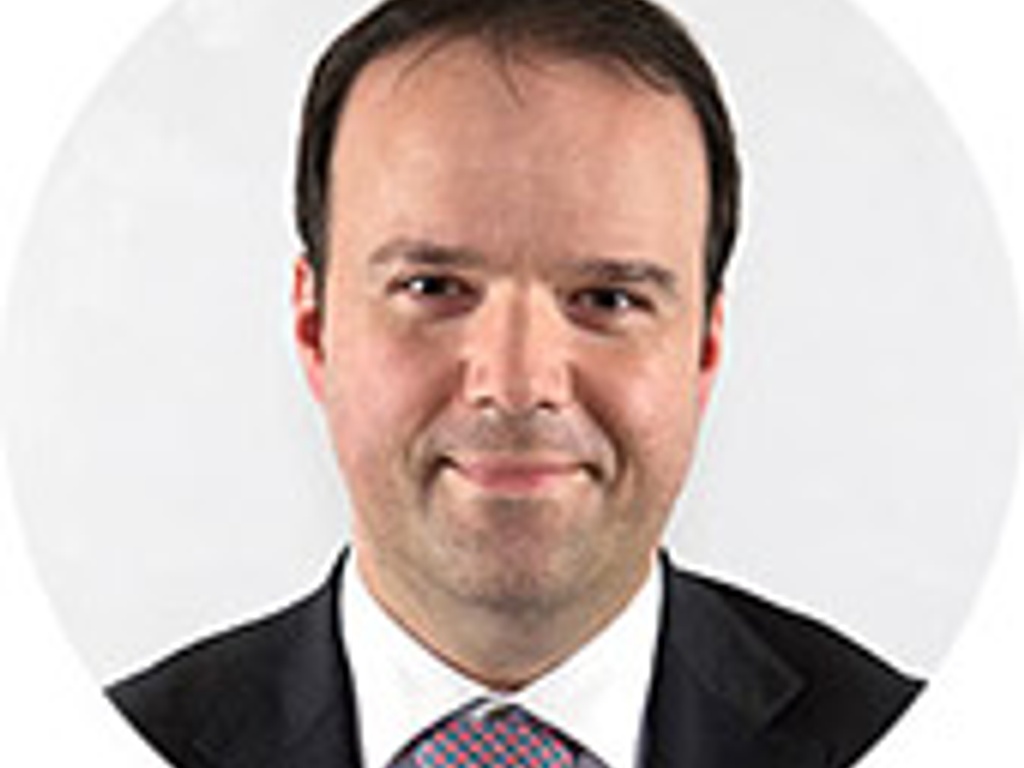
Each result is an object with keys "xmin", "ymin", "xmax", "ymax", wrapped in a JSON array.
[
  {"xmin": 292, "ymin": 257, "xmax": 326, "ymax": 403},
  {"xmin": 696, "ymin": 293, "xmax": 725, "ymax": 414}
]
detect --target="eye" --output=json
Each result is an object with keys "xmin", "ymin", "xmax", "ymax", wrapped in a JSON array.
[
  {"xmin": 401, "ymin": 274, "xmax": 468, "ymax": 298},
  {"xmin": 388, "ymin": 273, "xmax": 479, "ymax": 316},
  {"xmin": 566, "ymin": 286, "xmax": 654, "ymax": 323}
]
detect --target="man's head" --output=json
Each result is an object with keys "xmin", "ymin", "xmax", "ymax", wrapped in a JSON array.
[
  {"xmin": 295, "ymin": 0, "xmax": 739, "ymax": 311},
  {"xmin": 292, "ymin": 0, "xmax": 740, "ymax": 684}
]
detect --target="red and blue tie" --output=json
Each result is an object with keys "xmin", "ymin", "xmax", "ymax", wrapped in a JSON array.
[{"xmin": 412, "ymin": 706, "xmax": 575, "ymax": 768}]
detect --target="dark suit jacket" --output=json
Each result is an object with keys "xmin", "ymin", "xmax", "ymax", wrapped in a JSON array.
[{"xmin": 109, "ymin": 552, "xmax": 922, "ymax": 768}]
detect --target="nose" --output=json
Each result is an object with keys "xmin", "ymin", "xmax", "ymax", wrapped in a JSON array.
[{"xmin": 461, "ymin": 284, "xmax": 573, "ymax": 414}]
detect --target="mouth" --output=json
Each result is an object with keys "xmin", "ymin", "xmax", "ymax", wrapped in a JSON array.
[{"xmin": 441, "ymin": 455, "xmax": 592, "ymax": 495}]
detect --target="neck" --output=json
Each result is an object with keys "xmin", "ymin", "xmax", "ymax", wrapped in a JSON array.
[{"xmin": 356, "ymin": 550, "xmax": 654, "ymax": 691}]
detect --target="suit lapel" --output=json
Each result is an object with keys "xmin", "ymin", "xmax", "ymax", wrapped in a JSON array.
[
  {"xmin": 181, "ymin": 551, "xmax": 828, "ymax": 768},
  {"xmin": 643, "ymin": 558, "xmax": 827, "ymax": 768},
  {"xmin": 192, "ymin": 553, "xmax": 364, "ymax": 768}
]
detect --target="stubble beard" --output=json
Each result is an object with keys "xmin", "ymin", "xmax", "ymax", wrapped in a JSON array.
[{"xmin": 415, "ymin": 481, "xmax": 601, "ymax": 618}]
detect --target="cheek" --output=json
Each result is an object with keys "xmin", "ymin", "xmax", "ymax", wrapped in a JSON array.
[
  {"xmin": 584, "ymin": 345, "xmax": 703, "ymax": 478},
  {"xmin": 321, "ymin": 322, "xmax": 453, "ymax": 469}
]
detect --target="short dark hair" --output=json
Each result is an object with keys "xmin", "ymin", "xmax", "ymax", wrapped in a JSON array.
[{"xmin": 295, "ymin": 0, "xmax": 740, "ymax": 309}]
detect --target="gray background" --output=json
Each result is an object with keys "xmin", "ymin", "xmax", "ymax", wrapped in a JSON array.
[{"xmin": 4, "ymin": 0, "xmax": 1019, "ymax": 683}]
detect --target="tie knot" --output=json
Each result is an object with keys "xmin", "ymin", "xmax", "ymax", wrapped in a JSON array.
[{"xmin": 413, "ymin": 705, "xmax": 574, "ymax": 768}]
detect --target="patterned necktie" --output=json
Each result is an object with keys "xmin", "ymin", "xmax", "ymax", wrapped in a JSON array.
[{"xmin": 412, "ymin": 705, "xmax": 575, "ymax": 768}]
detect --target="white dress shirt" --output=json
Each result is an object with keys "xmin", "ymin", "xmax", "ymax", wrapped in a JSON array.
[{"xmin": 342, "ymin": 554, "xmax": 663, "ymax": 768}]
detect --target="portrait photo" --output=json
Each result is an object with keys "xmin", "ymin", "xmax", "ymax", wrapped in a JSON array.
[{"xmin": 2, "ymin": 0, "xmax": 1020, "ymax": 766}]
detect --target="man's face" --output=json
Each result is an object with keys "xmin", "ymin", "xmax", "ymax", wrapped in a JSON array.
[{"xmin": 295, "ymin": 41, "xmax": 722, "ymax": 620}]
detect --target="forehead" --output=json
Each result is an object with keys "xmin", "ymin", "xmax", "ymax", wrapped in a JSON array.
[
  {"xmin": 327, "ymin": 38, "xmax": 709, "ymax": 270},
  {"xmin": 335, "ymin": 38, "xmax": 705, "ymax": 173}
]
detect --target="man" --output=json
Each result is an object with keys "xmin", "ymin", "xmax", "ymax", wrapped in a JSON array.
[{"xmin": 110, "ymin": 1, "xmax": 922, "ymax": 766}]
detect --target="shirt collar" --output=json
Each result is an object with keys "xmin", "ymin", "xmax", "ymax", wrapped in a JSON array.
[{"xmin": 342, "ymin": 554, "xmax": 662, "ymax": 768}]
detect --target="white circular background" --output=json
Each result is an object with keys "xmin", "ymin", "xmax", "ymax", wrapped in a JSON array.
[{"xmin": 2, "ymin": 0, "xmax": 1019, "ymax": 703}]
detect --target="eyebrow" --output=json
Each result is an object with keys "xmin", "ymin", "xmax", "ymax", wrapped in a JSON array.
[
  {"xmin": 368, "ymin": 238, "xmax": 487, "ymax": 271},
  {"xmin": 562, "ymin": 257, "xmax": 680, "ymax": 298},
  {"xmin": 367, "ymin": 237, "xmax": 681, "ymax": 297}
]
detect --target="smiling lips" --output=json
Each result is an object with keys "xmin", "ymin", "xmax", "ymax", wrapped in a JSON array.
[{"xmin": 446, "ymin": 456, "xmax": 585, "ymax": 494}]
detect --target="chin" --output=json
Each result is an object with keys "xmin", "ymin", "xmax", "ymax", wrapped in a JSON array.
[
  {"xmin": 453, "ymin": 571, "xmax": 573, "ymax": 617},
  {"xmin": 433, "ymin": 533, "xmax": 593, "ymax": 615}
]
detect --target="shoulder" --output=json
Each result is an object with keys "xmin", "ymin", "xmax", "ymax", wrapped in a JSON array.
[
  {"xmin": 108, "ymin": 586, "xmax": 321, "ymax": 717},
  {"xmin": 663, "ymin": 563, "xmax": 923, "ymax": 765},
  {"xmin": 680, "ymin": 567, "xmax": 924, "ymax": 705},
  {"xmin": 107, "ymin": 563, "xmax": 352, "ymax": 768}
]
